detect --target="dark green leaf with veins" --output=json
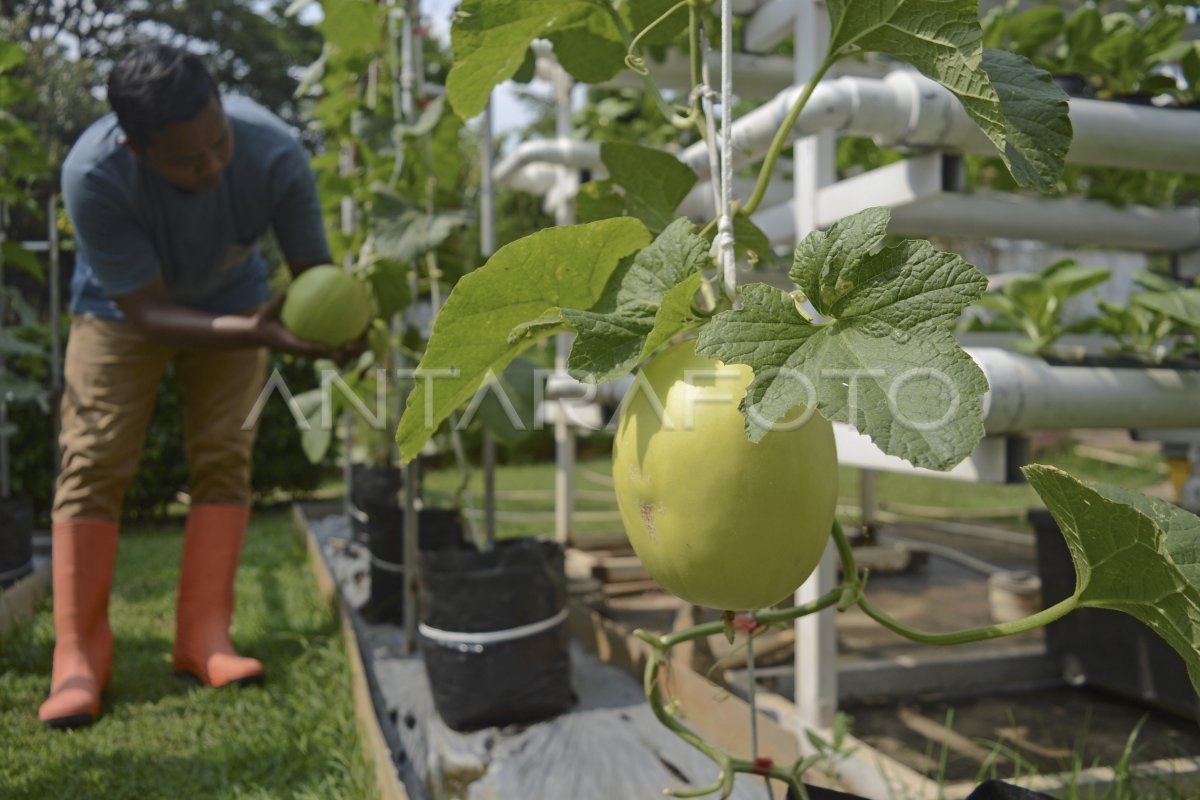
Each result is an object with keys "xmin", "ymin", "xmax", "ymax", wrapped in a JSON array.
[
  {"xmin": 823, "ymin": 0, "xmax": 1070, "ymax": 191},
  {"xmin": 1025, "ymin": 466, "xmax": 1200, "ymax": 693},
  {"xmin": 698, "ymin": 207, "xmax": 988, "ymax": 471},
  {"xmin": 561, "ymin": 218, "xmax": 709, "ymax": 382}
]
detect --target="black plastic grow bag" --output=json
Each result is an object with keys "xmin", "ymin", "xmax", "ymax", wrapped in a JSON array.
[
  {"xmin": 361, "ymin": 507, "xmax": 465, "ymax": 624},
  {"xmin": 348, "ymin": 464, "xmax": 403, "ymax": 544},
  {"xmin": 418, "ymin": 537, "xmax": 575, "ymax": 731}
]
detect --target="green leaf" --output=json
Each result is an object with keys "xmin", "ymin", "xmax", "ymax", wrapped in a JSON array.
[
  {"xmin": 396, "ymin": 218, "xmax": 651, "ymax": 461},
  {"xmin": 447, "ymin": 1, "xmax": 621, "ymax": 119},
  {"xmin": 1006, "ymin": 6, "xmax": 1064, "ymax": 57},
  {"xmin": 698, "ymin": 207, "xmax": 988, "ymax": 471},
  {"xmin": 626, "ymin": 0, "xmax": 689, "ymax": 46},
  {"xmin": 1043, "ymin": 262, "xmax": 1110, "ymax": 301},
  {"xmin": 546, "ymin": 11, "xmax": 626, "ymax": 85},
  {"xmin": 1064, "ymin": 7, "xmax": 1104, "ymax": 75},
  {"xmin": 1132, "ymin": 288, "xmax": 1200, "ymax": 330},
  {"xmin": 702, "ymin": 214, "xmax": 779, "ymax": 268},
  {"xmin": 1133, "ymin": 272, "xmax": 1181, "ymax": 294},
  {"xmin": 0, "ymin": 374, "xmax": 49, "ymax": 412},
  {"xmin": 600, "ymin": 142, "xmax": 698, "ymax": 234},
  {"xmin": 0, "ymin": 331, "xmax": 46, "ymax": 359},
  {"xmin": 371, "ymin": 188, "xmax": 471, "ymax": 263},
  {"xmin": 981, "ymin": 49, "xmax": 1073, "ymax": 193},
  {"xmin": 576, "ymin": 180, "xmax": 628, "ymax": 224},
  {"xmin": 1024, "ymin": 465, "xmax": 1200, "ymax": 693},
  {"xmin": 561, "ymin": 217, "xmax": 708, "ymax": 382},
  {"xmin": 367, "ymin": 260, "xmax": 412, "ymax": 320},
  {"xmin": 823, "ymin": 0, "xmax": 1070, "ymax": 191},
  {"xmin": 293, "ymin": 387, "xmax": 333, "ymax": 464},
  {"xmin": 0, "ymin": 42, "xmax": 26, "ymax": 75},
  {"xmin": 317, "ymin": 0, "xmax": 382, "ymax": 56},
  {"xmin": 294, "ymin": 44, "xmax": 329, "ymax": 98},
  {"xmin": 1, "ymin": 242, "xmax": 43, "ymax": 282},
  {"xmin": 468, "ymin": 355, "xmax": 540, "ymax": 443}
]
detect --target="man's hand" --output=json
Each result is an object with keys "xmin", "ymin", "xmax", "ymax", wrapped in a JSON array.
[{"xmin": 252, "ymin": 292, "xmax": 366, "ymax": 365}]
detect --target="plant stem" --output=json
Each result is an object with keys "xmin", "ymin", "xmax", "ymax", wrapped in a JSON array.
[
  {"xmin": 856, "ymin": 593, "xmax": 1080, "ymax": 646},
  {"xmin": 659, "ymin": 588, "xmax": 843, "ymax": 648},
  {"xmin": 831, "ymin": 517, "xmax": 1080, "ymax": 644},
  {"xmin": 742, "ymin": 58, "xmax": 834, "ymax": 216},
  {"xmin": 604, "ymin": 5, "xmax": 692, "ymax": 129},
  {"xmin": 689, "ymin": 3, "xmax": 706, "ymax": 140}
]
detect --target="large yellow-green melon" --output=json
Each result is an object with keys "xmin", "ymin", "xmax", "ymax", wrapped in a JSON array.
[{"xmin": 612, "ymin": 340, "xmax": 838, "ymax": 611}]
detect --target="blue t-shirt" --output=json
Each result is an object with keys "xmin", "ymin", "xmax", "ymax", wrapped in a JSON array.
[{"xmin": 62, "ymin": 95, "xmax": 331, "ymax": 319}]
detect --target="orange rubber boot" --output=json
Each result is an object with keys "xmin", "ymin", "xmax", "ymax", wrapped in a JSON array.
[
  {"xmin": 38, "ymin": 518, "xmax": 120, "ymax": 729},
  {"xmin": 172, "ymin": 504, "xmax": 264, "ymax": 687}
]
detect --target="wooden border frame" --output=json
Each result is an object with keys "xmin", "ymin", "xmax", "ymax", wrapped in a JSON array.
[{"xmin": 292, "ymin": 504, "xmax": 410, "ymax": 800}]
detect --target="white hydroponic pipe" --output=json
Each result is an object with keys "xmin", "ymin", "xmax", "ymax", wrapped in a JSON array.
[
  {"xmin": 493, "ymin": 140, "xmax": 600, "ymax": 187},
  {"xmin": 499, "ymin": 71, "xmax": 1200, "ymax": 217},
  {"xmin": 679, "ymin": 70, "xmax": 1200, "ymax": 178},
  {"xmin": 971, "ymin": 347, "xmax": 1200, "ymax": 434},
  {"xmin": 545, "ymin": 348, "xmax": 1200, "ymax": 435},
  {"xmin": 750, "ymin": 191, "xmax": 1200, "ymax": 252}
]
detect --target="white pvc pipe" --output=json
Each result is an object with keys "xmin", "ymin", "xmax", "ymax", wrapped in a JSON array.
[
  {"xmin": 493, "ymin": 139, "xmax": 600, "ymax": 186},
  {"xmin": 972, "ymin": 347, "xmax": 1200, "ymax": 434},
  {"xmin": 504, "ymin": 71, "xmax": 1200, "ymax": 224},
  {"xmin": 545, "ymin": 349, "xmax": 1200, "ymax": 435},
  {"xmin": 678, "ymin": 71, "xmax": 1200, "ymax": 178}
]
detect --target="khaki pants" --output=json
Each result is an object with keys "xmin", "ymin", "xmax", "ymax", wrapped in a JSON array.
[{"xmin": 53, "ymin": 315, "xmax": 268, "ymax": 522}]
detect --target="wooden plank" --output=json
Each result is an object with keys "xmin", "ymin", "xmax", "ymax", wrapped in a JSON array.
[
  {"xmin": 601, "ymin": 579, "xmax": 662, "ymax": 597},
  {"xmin": 593, "ymin": 554, "xmax": 650, "ymax": 582},
  {"xmin": 293, "ymin": 504, "xmax": 409, "ymax": 800},
  {"xmin": 0, "ymin": 560, "xmax": 50, "ymax": 639}
]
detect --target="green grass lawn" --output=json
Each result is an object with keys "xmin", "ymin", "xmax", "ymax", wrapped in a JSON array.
[{"xmin": 0, "ymin": 510, "xmax": 375, "ymax": 800}]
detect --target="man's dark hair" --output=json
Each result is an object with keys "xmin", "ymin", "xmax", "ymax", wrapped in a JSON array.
[{"xmin": 107, "ymin": 44, "xmax": 220, "ymax": 150}]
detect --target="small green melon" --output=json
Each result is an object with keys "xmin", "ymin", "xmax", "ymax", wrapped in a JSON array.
[{"xmin": 281, "ymin": 266, "xmax": 372, "ymax": 347}]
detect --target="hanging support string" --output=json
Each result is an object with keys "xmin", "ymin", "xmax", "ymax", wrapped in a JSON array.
[{"xmin": 717, "ymin": 0, "xmax": 737, "ymax": 299}]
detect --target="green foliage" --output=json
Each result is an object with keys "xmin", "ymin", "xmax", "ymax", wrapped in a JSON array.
[
  {"xmin": 561, "ymin": 218, "xmax": 709, "ymax": 382},
  {"xmin": 577, "ymin": 142, "xmax": 698, "ymax": 234},
  {"xmin": 971, "ymin": 258, "xmax": 1111, "ymax": 356},
  {"xmin": 0, "ymin": 40, "xmax": 48, "ymax": 212},
  {"xmin": 823, "ymin": 0, "xmax": 1071, "ymax": 192},
  {"xmin": 1025, "ymin": 465, "xmax": 1200, "ymax": 694},
  {"xmin": 396, "ymin": 218, "xmax": 651, "ymax": 461},
  {"xmin": 1098, "ymin": 277, "xmax": 1200, "ymax": 363},
  {"xmin": 983, "ymin": 1, "xmax": 1200, "ymax": 104},
  {"xmin": 698, "ymin": 207, "xmax": 988, "ymax": 470}
]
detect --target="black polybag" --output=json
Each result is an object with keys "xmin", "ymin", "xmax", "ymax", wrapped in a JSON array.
[
  {"xmin": 418, "ymin": 537, "xmax": 575, "ymax": 731},
  {"xmin": 362, "ymin": 507, "xmax": 464, "ymax": 623}
]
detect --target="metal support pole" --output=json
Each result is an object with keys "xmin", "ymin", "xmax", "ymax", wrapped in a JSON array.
[
  {"xmin": 397, "ymin": 0, "xmax": 421, "ymax": 656},
  {"xmin": 481, "ymin": 96, "xmax": 498, "ymax": 550},
  {"xmin": 47, "ymin": 194, "xmax": 62, "ymax": 479},
  {"xmin": 552, "ymin": 63, "xmax": 576, "ymax": 545},
  {"xmin": 793, "ymin": 0, "xmax": 838, "ymax": 734}
]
